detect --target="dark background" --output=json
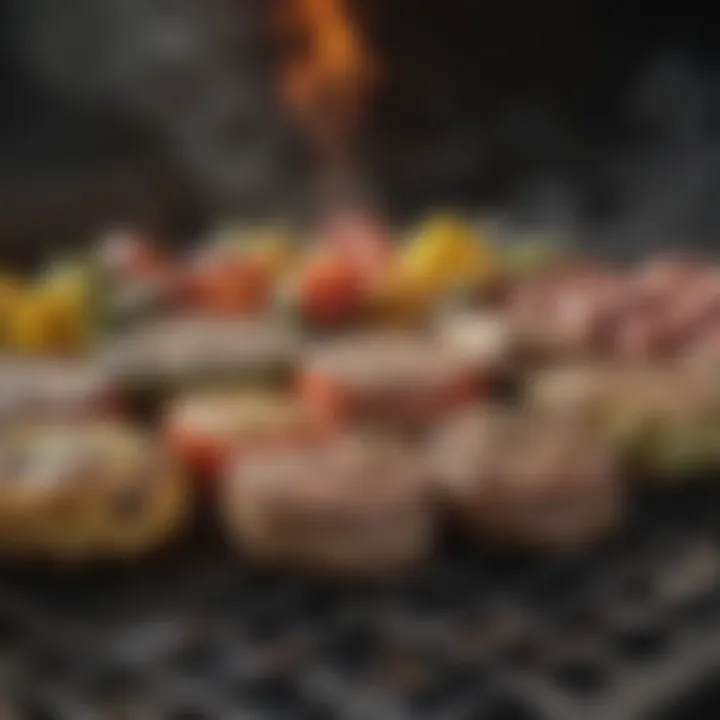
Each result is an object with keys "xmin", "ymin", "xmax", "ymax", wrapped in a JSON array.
[{"xmin": 1, "ymin": 0, "xmax": 719, "ymax": 258}]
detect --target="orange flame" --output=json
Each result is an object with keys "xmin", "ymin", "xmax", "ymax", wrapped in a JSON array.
[{"xmin": 277, "ymin": 0, "xmax": 376, "ymax": 166}]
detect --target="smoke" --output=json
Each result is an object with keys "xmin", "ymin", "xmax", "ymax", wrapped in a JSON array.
[
  {"xmin": 504, "ymin": 52, "xmax": 720, "ymax": 257},
  {"xmin": 16, "ymin": 0, "xmax": 306, "ymax": 212},
  {"xmin": 601, "ymin": 53, "xmax": 720, "ymax": 254},
  {"xmin": 11, "ymin": 0, "xmax": 720, "ymax": 246}
]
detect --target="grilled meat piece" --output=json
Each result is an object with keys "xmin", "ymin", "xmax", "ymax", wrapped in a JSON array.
[
  {"xmin": 101, "ymin": 317, "xmax": 302, "ymax": 402},
  {"xmin": 529, "ymin": 364, "xmax": 720, "ymax": 480},
  {"xmin": 430, "ymin": 407, "xmax": 626, "ymax": 551},
  {"xmin": 297, "ymin": 333, "xmax": 480, "ymax": 435},
  {"xmin": 0, "ymin": 357, "xmax": 118, "ymax": 426},
  {"xmin": 220, "ymin": 436, "xmax": 436, "ymax": 578}
]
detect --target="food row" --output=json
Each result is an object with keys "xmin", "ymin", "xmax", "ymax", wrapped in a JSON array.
[
  {"xmin": 1, "ymin": 211, "xmax": 719, "ymax": 577},
  {"xmin": 0, "ymin": 212, "xmax": 498, "ymax": 354},
  {"xmin": 4, "ymin": 211, "xmax": 719, "ymax": 365},
  {"xmin": 0, "ymin": 364, "xmax": 623, "ymax": 575},
  {"xmin": 0, "ymin": 324, "xmax": 717, "ymax": 576}
]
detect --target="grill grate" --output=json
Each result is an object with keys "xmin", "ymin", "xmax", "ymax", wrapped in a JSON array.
[{"xmin": 1, "ymin": 487, "xmax": 720, "ymax": 720}]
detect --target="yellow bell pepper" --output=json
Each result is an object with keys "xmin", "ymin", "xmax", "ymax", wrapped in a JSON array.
[
  {"xmin": 369, "ymin": 262, "xmax": 434, "ymax": 328},
  {"xmin": 245, "ymin": 227, "xmax": 296, "ymax": 278},
  {"xmin": 0, "ymin": 274, "xmax": 22, "ymax": 346},
  {"xmin": 398, "ymin": 213, "xmax": 496, "ymax": 299},
  {"xmin": 47, "ymin": 264, "xmax": 92, "ymax": 353},
  {"xmin": 12, "ymin": 263, "xmax": 91, "ymax": 355},
  {"xmin": 11, "ymin": 290, "xmax": 54, "ymax": 354}
]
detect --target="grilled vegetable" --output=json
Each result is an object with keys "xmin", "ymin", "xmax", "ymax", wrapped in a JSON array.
[
  {"xmin": 163, "ymin": 391, "xmax": 338, "ymax": 489},
  {"xmin": 93, "ymin": 231, "xmax": 178, "ymax": 335},
  {"xmin": 0, "ymin": 421, "xmax": 189, "ymax": 563},
  {"xmin": 245, "ymin": 226, "xmax": 297, "ymax": 279},
  {"xmin": 318, "ymin": 209, "xmax": 392, "ymax": 284},
  {"xmin": 9, "ymin": 261, "xmax": 92, "ymax": 356},
  {"xmin": 502, "ymin": 236, "xmax": 570, "ymax": 279},
  {"xmin": 0, "ymin": 274, "xmax": 21, "ymax": 347},
  {"xmin": 398, "ymin": 213, "xmax": 495, "ymax": 301},
  {"xmin": 187, "ymin": 253, "xmax": 271, "ymax": 317},
  {"xmin": 365, "ymin": 213, "xmax": 496, "ymax": 330},
  {"xmin": 529, "ymin": 364, "xmax": 720, "ymax": 481},
  {"xmin": 293, "ymin": 251, "xmax": 367, "ymax": 329}
]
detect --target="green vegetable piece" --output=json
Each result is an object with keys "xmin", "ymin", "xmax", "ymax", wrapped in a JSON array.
[{"xmin": 503, "ymin": 237, "xmax": 570, "ymax": 278}]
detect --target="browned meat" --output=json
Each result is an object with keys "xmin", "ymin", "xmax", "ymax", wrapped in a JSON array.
[
  {"xmin": 0, "ymin": 358, "xmax": 117, "ymax": 426},
  {"xmin": 101, "ymin": 317, "xmax": 302, "ymax": 392},
  {"xmin": 529, "ymin": 363, "xmax": 720, "ymax": 479},
  {"xmin": 220, "ymin": 436, "xmax": 437, "ymax": 578},
  {"xmin": 429, "ymin": 408, "xmax": 626, "ymax": 551},
  {"xmin": 506, "ymin": 268, "xmax": 632, "ymax": 362},
  {"xmin": 298, "ymin": 333, "xmax": 480, "ymax": 434}
]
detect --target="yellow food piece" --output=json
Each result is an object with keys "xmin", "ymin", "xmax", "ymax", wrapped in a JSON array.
[
  {"xmin": 369, "ymin": 269, "xmax": 432, "ymax": 328},
  {"xmin": 10, "ymin": 291, "xmax": 53, "ymax": 354},
  {"xmin": 45, "ymin": 267, "xmax": 92, "ymax": 354},
  {"xmin": 203, "ymin": 223, "xmax": 297, "ymax": 280},
  {"xmin": 11, "ymin": 264, "xmax": 91, "ymax": 355},
  {"xmin": 0, "ymin": 274, "xmax": 22, "ymax": 346},
  {"xmin": 399, "ymin": 214, "xmax": 495, "ymax": 298},
  {"xmin": 246, "ymin": 228, "xmax": 296, "ymax": 277}
]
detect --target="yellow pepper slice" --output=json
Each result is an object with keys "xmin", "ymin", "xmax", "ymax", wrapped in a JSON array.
[
  {"xmin": 245, "ymin": 227, "xmax": 296, "ymax": 278},
  {"xmin": 0, "ymin": 274, "xmax": 22, "ymax": 347},
  {"xmin": 13, "ymin": 263, "xmax": 92, "ymax": 355},
  {"xmin": 11, "ymin": 290, "xmax": 53, "ymax": 354},
  {"xmin": 399, "ymin": 213, "xmax": 496, "ymax": 297}
]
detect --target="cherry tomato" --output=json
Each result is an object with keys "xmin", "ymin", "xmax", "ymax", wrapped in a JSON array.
[
  {"xmin": 188, "ymin": 255, "xmax": 271, "ymax": 317},
  {"xmin": 163, "ymin": 394, "xmax": 339, "ymax": 492},
  {"xmin": 317, "ymin": 210, "xmax": 392, "ymax": 283},
  {"xmin": 298, "ymin": 252, "xmax": 365, "ymax": 327}
]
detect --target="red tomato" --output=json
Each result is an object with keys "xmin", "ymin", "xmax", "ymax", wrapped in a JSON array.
[
  {"xmin": 298, "ymin": 252, "xmax": 365, "ymax": 326},
  {"xmin": 163, "ymin": 396, "xmax": 339, "ymax": 492},
  {"xmin": 164, "ymin": 420, "xmax": 227, "ymax": 490},
  {"xmin": 161, "ymin": 266, "xmax": 198, "ymax": 308},
  {"xmin": 188, "ymin": 256, "xmax": 271, "ymax": 317},
  {"xmin": 317, "ymin": 210, "xmax": 392, "ymax": 283}
]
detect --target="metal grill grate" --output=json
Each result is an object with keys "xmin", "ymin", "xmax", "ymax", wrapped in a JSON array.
[{"xmin": 1, "ymin": 487, "xmax": 720, "ymax": 720}]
